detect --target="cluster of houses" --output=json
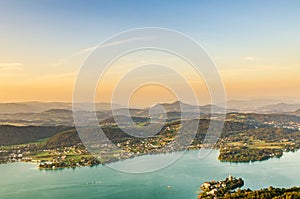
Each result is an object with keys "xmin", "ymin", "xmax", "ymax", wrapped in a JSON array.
[
  {"xmin": 0, "ymin": 145, "xmax": 32, "ymax": 163},
  {"xmin": 264, "ymin": 121, "xmax": 300, "ymax": 131}
]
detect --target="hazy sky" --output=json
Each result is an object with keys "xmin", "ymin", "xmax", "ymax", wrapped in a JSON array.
[{"xmin": 0, "ymin": 0, "xmax": 299, "ymax": 105}]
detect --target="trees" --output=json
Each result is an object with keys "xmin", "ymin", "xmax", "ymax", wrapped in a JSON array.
[{"xmin": 220, "ymin": 186, "xmax": 300, "ymax": 199}]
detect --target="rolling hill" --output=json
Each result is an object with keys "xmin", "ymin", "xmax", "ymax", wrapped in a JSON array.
[{"xmin": 0, "ymin": 125, "xmax": 73, "ymax": 146}]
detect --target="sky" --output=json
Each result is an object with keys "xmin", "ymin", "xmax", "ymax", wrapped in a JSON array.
[{"xmin": 0, "ymin": 0, "xmax": 299, "ymax": 106}]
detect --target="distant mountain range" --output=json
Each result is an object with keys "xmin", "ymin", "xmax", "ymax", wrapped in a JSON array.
[
  {"xmin": 287, "ymin": 109, "xmax": 300, "ymax": 116},
  {"xmin": 226, "ymin": 99, "xmax": 300, "ymax": 113},
  {"xmin": 0, "ymin": 100, "xmax": 299, "ymax": 146},
  {"xmin": 150, "ymin": 101, "xmax": 232, "ymax": 114},
  {"xmin": 0, "ymin": 100, "xmax": 299, "ymax": 117},
  {"xmin": 0, "ymin": 102, "xmax": 123, "ymax": 114},
  {"xmin": 257, "ymin": 103, "xmax": 300, "ymax": 113}
]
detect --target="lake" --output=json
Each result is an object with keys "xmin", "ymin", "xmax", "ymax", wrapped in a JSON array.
[{"xmin": 0, "ymin": 149, "xmax": 299, "ymax": 199}]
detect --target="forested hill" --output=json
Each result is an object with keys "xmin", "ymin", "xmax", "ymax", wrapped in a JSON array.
[
  {"xmin": 0, "ymin": 125, "xmax": 73, "ymax": 146},
  {"xmin": 43, "ymin": 129, "xmax": 81, "ymax": 149}
]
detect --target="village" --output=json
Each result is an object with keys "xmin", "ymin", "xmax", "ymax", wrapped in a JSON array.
[{"xmin": 0, "ymin": 128, "xmax": 182, "ymax": 169}]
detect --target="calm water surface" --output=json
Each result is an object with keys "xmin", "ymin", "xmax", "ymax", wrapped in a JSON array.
[{"xmin": 0, "ymin": 150, "xmax": 299, "ymax": 199}]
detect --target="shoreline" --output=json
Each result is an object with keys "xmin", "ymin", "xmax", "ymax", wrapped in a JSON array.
[{"xmin": 2, "ymin": 148, "xmax": 299, "ymax": 170}]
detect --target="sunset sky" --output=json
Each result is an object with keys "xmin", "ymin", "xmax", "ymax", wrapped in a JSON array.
[{"xmin": 0, "ymin": 0, "xmax": 299, "ymax": 106}]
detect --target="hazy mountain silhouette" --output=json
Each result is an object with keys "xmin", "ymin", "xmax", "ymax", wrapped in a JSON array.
[{"xmin": 0, "ymin": 102, "xmax": 123, "ymax": 113}]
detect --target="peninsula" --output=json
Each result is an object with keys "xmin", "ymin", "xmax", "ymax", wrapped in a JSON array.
[{"xmin": 198, "ymin": 176, "xmax": 300, "ymax": 199}]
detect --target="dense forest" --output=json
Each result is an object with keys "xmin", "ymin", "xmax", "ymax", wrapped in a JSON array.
[
  {"xmin": 220, "ymin": 186, "xmax": 300, "ymax": 199},
  {"xmin": 0, "ymin": 125, "xmax": 73, "ymax": 145}
]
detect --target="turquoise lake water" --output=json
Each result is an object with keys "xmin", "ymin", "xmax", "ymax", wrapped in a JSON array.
[{"xmin": 0, "ymin": 150, "xmax": 299, "ymax": 199}]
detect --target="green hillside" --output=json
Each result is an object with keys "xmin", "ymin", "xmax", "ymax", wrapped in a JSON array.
[{"xmin": 0, "ymin": 125, "xmax": 73, "ymax": 146}]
